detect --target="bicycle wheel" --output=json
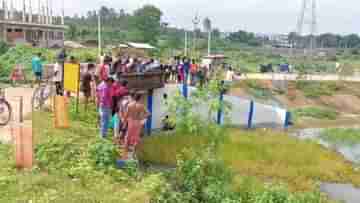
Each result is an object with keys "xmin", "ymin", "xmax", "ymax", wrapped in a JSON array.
[
  {"xmin": 32, "ymin": 86, "xmax": 43, "ymax": 111},
  {"xmin": 32, "ymin": 84, "xmax": 56, "ymax": 111},
  {"xmin": 0, "ymin": 99, "xmax": 12, "ymax": 126}
]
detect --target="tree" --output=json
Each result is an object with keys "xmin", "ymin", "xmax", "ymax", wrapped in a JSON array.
[
  {"xmin": 212, "ymin": 28, "xmax": 221, "ymax": 39},
  {"xmin": 318, "ymin": 33, "xmax": 339, "ymax": 48},
  {"xmin": 227, "ymin": 30, "xmax": 260, "ymax": 46},
  {"xmin": 131, "ymin": 5, "xmax": 163, "ymax": 44},
  {"xmin": 343, "ymin": 34, "xmax": 360, "ymax": 48},
  {"xmin": 68, "ymin": 24, "xmax": 78, "ymax": 40}
]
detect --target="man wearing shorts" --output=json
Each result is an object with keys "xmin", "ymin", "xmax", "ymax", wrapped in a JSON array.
[{"xmin": 32, "ymin": 53, "xmax": 43, "ymax": 85}]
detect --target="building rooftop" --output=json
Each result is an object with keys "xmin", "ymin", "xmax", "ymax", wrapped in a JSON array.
[{"xmin": 0, "ymin": 20, "xmax": 67, "ymax": 30}]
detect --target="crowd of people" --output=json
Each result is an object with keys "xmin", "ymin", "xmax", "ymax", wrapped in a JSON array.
[
  {"xmin": 81, "ymin": 59, "xmax": 151, "ymax": 156},
  {"xmin": 29, "ymin": 50, "xmax": 218, "ymax": 158}
]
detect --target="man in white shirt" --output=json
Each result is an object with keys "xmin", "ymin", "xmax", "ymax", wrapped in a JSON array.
[
  {"xmin": 53, "ymin": 62, "xmax": 63, "ymax": 95},
  {"xmin": 225, "ymin": 67, "xmax": 234, "ymax": 83}
]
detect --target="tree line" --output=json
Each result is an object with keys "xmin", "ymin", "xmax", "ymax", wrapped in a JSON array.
[{"xmin": 65, "ymin": 5, "xmax": 360, "ymax": 50}]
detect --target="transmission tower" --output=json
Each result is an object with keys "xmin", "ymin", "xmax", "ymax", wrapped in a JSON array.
[{"xmin": 296, "ymin": 0, "xmax": 317, "ymax": 56}]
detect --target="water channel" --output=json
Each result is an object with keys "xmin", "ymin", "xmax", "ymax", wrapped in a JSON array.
[{"xmin": 292, "ymin": 128, "xmax": 360, "ymax": 203}]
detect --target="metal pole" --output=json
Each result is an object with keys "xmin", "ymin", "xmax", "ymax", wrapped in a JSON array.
[
  {"xmin": 98, "ymin": 9, "xmax": 102, "ymax": 57},
  {"xmin": 184, "ymin": 30, "xmax": 188, "ymax": 56},
  {"xmin": 19, "ymin": 96, "xmax": 23, "ymax": 123},
  {"xmin": 208, "ymin": 29, "xmax": 211, "ymax": 56}
]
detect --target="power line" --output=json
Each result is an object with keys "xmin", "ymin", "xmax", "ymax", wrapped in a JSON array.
[{"xmin": 296, "ymin": 0, "xmax": 317, "ymax": 56}]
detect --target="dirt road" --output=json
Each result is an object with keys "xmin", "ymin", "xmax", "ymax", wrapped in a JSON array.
[
  {"xmin": 0, "ymin": 87, "xmax": 34, "ymax": 144},
  {"xmin": 235, "ymin": 73, "xmax": 360, "ymax": 82}
]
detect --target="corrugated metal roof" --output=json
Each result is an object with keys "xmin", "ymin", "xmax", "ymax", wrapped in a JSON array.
[{"xmin": 127, "ymin": 42, "xmax": 155, "ymax": 49}]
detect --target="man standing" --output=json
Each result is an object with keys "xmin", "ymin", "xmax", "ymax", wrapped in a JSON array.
[
  {"xmin": 32, "ymin": 53, "xmax": 43, "ymax": 85},
  {"xmin": 53, "ymin": 62, "xmax": 63, "ymax": 95},
  {"xmin": 57, "ymin": 48, "xmax": 67, "ymax": 96},
  {"xmin": 96, "ymin": 77, "xmax": 114, "ymax": 138}
]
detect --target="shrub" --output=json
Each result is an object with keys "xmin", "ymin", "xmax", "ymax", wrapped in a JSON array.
[
  {"xmin": 295, "ymin": 81, "xmax": 342, "ymax": 98},
  {"xmin": 320, "ymin": 128, "xmax": 360, "ymax": 147},
  {"xmin": 151, "ymin": 149, "xmax": 240, "ymax": 203},
  {"xmin": 89, "ymin": 138, "xmax": 119, "ymax": 169},
  {"xmin": 292, "ymin": 107, "xmax": 338, "ymax": 121}
]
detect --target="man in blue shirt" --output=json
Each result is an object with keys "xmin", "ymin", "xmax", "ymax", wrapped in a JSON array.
[
  {"xmin": 182, "ymin": 57, "xmax": 190, "ymax": 83},
  {"xmin": 32, "ymin": 53, "xmax": 43, "ymax": 84}
]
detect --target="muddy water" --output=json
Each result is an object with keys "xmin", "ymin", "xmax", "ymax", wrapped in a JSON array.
[
  {"xmin": 293, "ymin": 128, "xmax": 360, "ymax": 163},
  {"xmin": 293, "ymin": 128, "xmax": 360, "ymax": 203}
]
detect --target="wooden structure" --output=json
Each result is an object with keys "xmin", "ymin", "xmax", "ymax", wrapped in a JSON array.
[
  {"xmin": 119, "ymin": 71, "xmax": 165, "ymax": 91},
  {"xmin": 111, "ymin": 42, "xmax": 155, "ymax": 59},
  {"xmin": 202, "ymin": 54, "xmax": 227, "ymax": 69}
]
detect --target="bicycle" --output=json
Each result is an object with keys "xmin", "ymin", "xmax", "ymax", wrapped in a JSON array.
[
  {"xmin": 31, "ymin": 76, "xmax": 56, "ymax": 111},
  {"xmin": 0, "ymin": 88, "xmax": 12, "ymax": 126}
]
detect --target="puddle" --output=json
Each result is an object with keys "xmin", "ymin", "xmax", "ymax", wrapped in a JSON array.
[
  {"xmin": 320, "ymin": 183, "xmax": 360, "ymax": 203},
  {"xmin": 293, "ymin": 128, "xmax": 360, "ymax": 203},
  {"xmin": 293, "ymin": 128, "xmax": 360, "ymax": 164}
]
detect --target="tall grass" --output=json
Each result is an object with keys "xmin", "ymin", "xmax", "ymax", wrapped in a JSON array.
[
  {"xmin": 292, "ymin": 107, "xmax": 338, "ymax": 121},
  {"xmin": 138, "ymin": 129, "xmax": 360, "ymax": 191},
  {"xmin": 295, "ymin": 81, "xmax": 343, "ymax": 98},
  {"xmin": 0, "ymin": 107, "xmax": 164, "ymax": 203},
  {"xmin": 320, "ymin": 128, "xmax": 360, "ymax": 146}
]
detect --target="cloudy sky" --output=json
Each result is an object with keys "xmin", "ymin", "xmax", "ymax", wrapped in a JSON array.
[{"xmin": 48, "ymin": 0, "xmax": 360, "ymax": 34}]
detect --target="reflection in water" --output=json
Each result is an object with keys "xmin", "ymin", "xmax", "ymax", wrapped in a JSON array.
[
  {"xmin": 293, "ymin": 128, "xmax": 360, "ymax": 164},
  {"xmin": 293, "ymin": 128, "xmax": 360, "ymax": 203}
]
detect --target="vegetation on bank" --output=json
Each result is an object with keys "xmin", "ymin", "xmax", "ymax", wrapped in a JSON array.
[
  {"xmin": 138, "ymin": 130, "xmax": 360, "ymax": 192},
  {"xmin": 292, "ymin": 107, "xmax": 339, "ymax": 121},
  {"xmin": 295, "ymin": 81, "xmax": 343, "ymax": 98},
  {"xmin": 0, "ymin": 106, "xmax": 163, "ymax": 203},
  {"xmin": 320, "ymin": 128, "xmax": 360, "ymax": 147},
  {"xmin": 0, "ymin": 45, "xmax": 98, "ymax": 82}
]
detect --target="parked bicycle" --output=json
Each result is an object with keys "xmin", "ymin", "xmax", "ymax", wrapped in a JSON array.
[
  {"xmin": 0, "ymin": 88, "xmax": 12, "ymax": 126},
  {"xmin": 31, "ymin": 76, "xmax": 56, "ymax": 111}
]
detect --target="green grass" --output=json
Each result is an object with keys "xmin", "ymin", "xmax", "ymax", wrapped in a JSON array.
[
  {"xmin": 295, "ymin": 81, "xmax": 343, "ymax": 98},
  {"xmin": 292, "ymin": 107, "xmax": 339, "ymax": 121},
  {"xmin": 138, "ymin": 129, "xmax": 360, "ymax": 192},
  {"xmin": 0, "ymin": 106, "xmax": 163, "ymax": 203},
  {"xmin": 320, "ymin": 128, "xmax": 360, "ymax": 147}
]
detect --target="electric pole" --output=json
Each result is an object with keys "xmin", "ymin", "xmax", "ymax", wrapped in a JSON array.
[
  {"xmin": 297, "ymin": 0, "xmax": 317, "ymax": 57},
  {"xmin": 184, "ymin": 30, "xmax": 188, "ymax": 57},
  {"xmin": 192, "ymin": 13, "xmax": 200, "ymax": 58},
  {"xmin": 98, "ymin": 9, "xmax": 102, "ymax": 57}
]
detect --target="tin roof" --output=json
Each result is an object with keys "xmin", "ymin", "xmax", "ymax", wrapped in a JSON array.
[{"xmin": 127, "ymin": 42, "xmax": 155, "ymax": 49}]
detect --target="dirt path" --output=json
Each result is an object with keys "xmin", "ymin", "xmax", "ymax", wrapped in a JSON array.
[
  {"xmin": 235, "ymin": 73, "xmax": 360, "ymax": 82},
  {"xmin": 0, "ymin": 87, "xmax": 34, "ymax": 144}
]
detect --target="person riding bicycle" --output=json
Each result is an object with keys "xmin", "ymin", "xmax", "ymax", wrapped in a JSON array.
[{"xmin": 32, "ymin": 53, "xmax": 43, "ymax": 86}]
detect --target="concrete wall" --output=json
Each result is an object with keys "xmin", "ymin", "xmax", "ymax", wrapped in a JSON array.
[{"xmin": 149, "ymin": 84, "xmax": 290, "ymax": 130}]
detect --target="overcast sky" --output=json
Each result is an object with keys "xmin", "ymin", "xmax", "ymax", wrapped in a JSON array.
[{"xmin": 53, "ymin": 0, "xmax": 360, "ymax": 34}]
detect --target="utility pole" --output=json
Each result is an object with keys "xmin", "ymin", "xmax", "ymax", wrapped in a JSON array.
[
  {"xmin": 61, "ymin": 0, "xmax": 65, "ymax": 25},
  {"xmin": 98, "ymin": 9, "xmax": 102, "ymax": 57},
  {"xmin": 192, "ymin": 13, "xmax": 200, "ymax": 58},
  {"xmin": 29, "ymin": 0, "xmax": 32, "ymax": 23},
  {"xmin": 297, "ymin": 0, "xmax": 317, "ymax": 58},
  {"xmin": 22, "ymin": 0, "xmax": 26, "ymax": 22},
  {"xmin": 184, "ymin": 30, "xmax": 188, "ymax": 56},
  {"xmin": 203, "ymin": 17, "xmax": 212, "ymax": 56}
]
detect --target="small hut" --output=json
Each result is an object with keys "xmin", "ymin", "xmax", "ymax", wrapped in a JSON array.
[{"xmin": 112, "ymin": 42, "xmax": 155, "ymax": 59}]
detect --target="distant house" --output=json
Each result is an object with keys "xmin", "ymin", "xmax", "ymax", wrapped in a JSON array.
[
  {"xmin": 0, "ymin": 4, "xmax": 66, "ymax": 48},
  {"xmin": 111, "ymin": 42, "xmax": 156, "ymax": 58},
  {"xmin": 269, "ymin": 34, "xmax": 292, "ymax": 48}
]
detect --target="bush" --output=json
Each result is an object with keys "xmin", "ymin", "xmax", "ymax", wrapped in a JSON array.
[
  {"xmin": 0, "ymin": 44, "xmax": 55, "ymax": 78},
  {"xmin": 89, "ymin": 138, "xmax": 119, "ymax": 169},
  {"xmin": 295, "ymin": 81, "xmax": 342, "ymax": 98},
  {"xmin": 292, "ymin": 107, "xmax": 338, "ymax": 121},
  {"xmin": 151, "ymin": 149, "xmax": 240, "ymax": 203},
  {"xmin": 320, "ymin": 128, "xmax": 360, "ymax": 147}
]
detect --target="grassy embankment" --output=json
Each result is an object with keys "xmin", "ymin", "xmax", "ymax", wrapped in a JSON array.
[
  {"xmin": 138, "ymin": 129, "xmax": 360, "ymax": 192},
  {"xmin": 321, "ymin": 128, "xmax": 360, "ymax": 147},
  {"xmin": 0, "ymin": 106, "xmax": 163, "ymax": 203}
]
